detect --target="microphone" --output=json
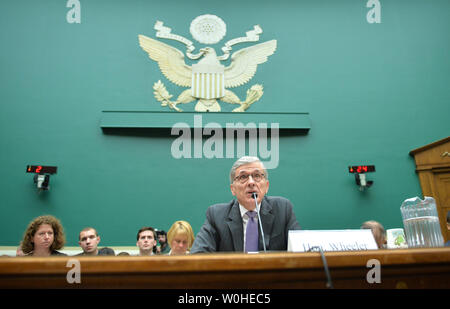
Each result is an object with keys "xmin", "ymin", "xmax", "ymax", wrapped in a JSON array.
[{"xmin": 252, "ymin": 192, "xmax": 267, "ymax": 253}]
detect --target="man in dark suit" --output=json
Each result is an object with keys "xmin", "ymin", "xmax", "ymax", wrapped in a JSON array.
[{"xmin": 191, "ymin": 156, "xmax": 301, "ymax": 253}]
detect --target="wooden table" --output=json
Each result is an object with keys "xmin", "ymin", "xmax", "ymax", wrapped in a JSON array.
[{"xmin": 0, "ymin": 248, "xmax": 449, "ymax": 289}]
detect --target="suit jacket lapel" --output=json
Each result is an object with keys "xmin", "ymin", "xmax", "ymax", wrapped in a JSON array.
[
  {"xmin": 225, "ymin": 200, "xmax": 244, "ymax": 252},
  {"xmin": 259, "ymin": 197, "xmax": 274, "ymax": 250}
]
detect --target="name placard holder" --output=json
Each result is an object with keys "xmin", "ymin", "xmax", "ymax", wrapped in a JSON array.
[{"xmin": 288, "ymin": 230, "xmax": 378, "ymax": 252}]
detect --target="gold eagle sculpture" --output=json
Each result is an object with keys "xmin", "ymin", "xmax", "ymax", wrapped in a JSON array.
[{"xmin": 138, "ymin": 34, "xmax": 277, "ymax": 112}]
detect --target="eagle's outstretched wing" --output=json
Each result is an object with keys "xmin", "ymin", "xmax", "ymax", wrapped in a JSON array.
[
  {"xmin": 138, "ymin": 35, "xmax": 192, "ymax": 87},
  {"xmin": 224, "ymin": 40, "xmax": 277, "ymax": 88}
]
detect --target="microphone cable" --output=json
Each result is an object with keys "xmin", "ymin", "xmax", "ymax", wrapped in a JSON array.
[{"xmin": 309, "ymin": 246, "xmax": 334, "ymax": 289}]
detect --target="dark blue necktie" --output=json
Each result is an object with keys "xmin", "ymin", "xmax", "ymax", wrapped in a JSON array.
[{"xmin": 245, "ymin": 211, "xmax": 258, "ymax": 252}]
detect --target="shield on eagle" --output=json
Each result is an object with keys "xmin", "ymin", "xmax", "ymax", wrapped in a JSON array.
[{"xmin": 191, "ymin": 63, "xmax": 225, "ymax": 100}]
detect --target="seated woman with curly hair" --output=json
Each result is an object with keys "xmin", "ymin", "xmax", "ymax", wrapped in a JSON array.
[{"xmin": 21, "ymin": 215, "xmax": 67, "ymax": 256}]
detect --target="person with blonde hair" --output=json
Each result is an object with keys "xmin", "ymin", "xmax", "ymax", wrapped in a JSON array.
[
  {"xmin": 21, "ymin": 215, "xmax": 66, "ymax": 256},
  {"xmin": 167, "ymin": 221, "xmax": 195, "ymax": 255}
]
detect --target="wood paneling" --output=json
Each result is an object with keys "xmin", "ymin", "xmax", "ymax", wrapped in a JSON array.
[
  {"xmin": 410, "ymin": 137, "xmax": 450, "ymax": 242},
  {"xmin": 0, "ymin": 248, "xmax": 449, "ymax": 289}
]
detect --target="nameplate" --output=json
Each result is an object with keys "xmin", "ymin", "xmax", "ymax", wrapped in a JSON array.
[{"xmin": 288, "ymin": 230, "xmax": 378, "ymax": 252}]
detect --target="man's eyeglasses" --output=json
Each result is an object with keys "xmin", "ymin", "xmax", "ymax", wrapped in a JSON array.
[{"xmin": 234, "ymin": 172, "xmax": 266, "ymax": 184}]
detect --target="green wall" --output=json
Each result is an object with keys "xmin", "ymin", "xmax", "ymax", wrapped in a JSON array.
[{"xmin": 1, "ymin": 0, "xmax": 449, "ymax": 246}]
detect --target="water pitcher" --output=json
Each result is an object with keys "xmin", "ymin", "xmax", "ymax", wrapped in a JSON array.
[{"xmin": 400, "ymin": 196, "xmax": 444, "ymax": 248}]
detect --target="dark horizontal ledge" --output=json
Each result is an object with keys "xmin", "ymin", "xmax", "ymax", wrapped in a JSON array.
[{"xmin": 100, "ymin": 111, "xmax": 311, "ymax": 131}]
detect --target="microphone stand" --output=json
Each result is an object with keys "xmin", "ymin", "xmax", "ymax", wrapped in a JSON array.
[
  {"xmin": 309, "ymin": 246, "xmax": 334, "ymax": 289},
  {"xmin": 253, "ymin": 193, "xmax": 267, "ymax": 253}
]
